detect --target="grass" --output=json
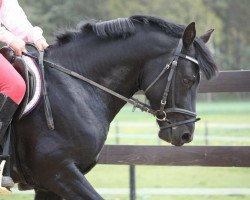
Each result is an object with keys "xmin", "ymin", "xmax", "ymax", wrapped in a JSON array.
[
  {"xmin": 86, "ymin": 165, "xmax": 250, "ymax": 188},
  {"xmin": 112, "ymin": 101, "xmax": 250, "ymax": 123},
  {"xmin": 0, "ymin": 195, "xmax": 34, "ymax": 200},
  {"xmin": 197, "ymin": 101, "xmax": 250, "ymax": 123},
  {"xmin": 1, "ymin": 101, "xmax": 250, "ymax": 200},
  {"xmin": 3, "ymin": 195, "xmax": 250, "ymax": 200}
]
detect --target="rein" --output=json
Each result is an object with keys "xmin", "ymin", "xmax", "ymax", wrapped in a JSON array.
[
  {"xmin": 42, "ymin": 57, "xmax": 155, "ymax": 114},
  {"xmin": 22, "ymin": 51, "xmax": 156, "ymax": 119},
  {"xmin": 23, "ymin": 39, "xmax": 200, "ymax": 130}
]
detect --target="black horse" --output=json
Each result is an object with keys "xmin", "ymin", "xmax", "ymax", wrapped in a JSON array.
[{"xmin": 9, "ymin": 15, "xmax": 217, "ymax": 199}]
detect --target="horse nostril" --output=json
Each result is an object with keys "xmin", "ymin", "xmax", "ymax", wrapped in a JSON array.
[{"xmin": 182, "ymin": 133, "xmax": 192, "ymax": 142}]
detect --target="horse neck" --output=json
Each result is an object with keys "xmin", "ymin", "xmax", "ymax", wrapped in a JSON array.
[
  {"xmin": 86, "ymin": 41, "xmax": 145, "ymax": 121},
  {"xmin": 46, "ymin": 39, "xmax": 144, "ymax": 122}
]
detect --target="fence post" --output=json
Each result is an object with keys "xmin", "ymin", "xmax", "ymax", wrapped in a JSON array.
[
  {"xmin": 115, "ymin": 122, "xmax": 120, "ymax": 144},
  {"xmin": 129, "ymin": 165, "xmax": 136, "ymax": 200},
  {"xmin": 205, "ymin": 121, "xmax": 209, "ymax": 145}
]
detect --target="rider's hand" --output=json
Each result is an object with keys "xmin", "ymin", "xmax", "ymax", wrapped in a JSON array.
[
  {"xmin": 35, "ymin": 38, "xmax": 49, "ymax": 51},
  {"xmin": 9, "ymin": 37, "xmax": 26, "ymax": 56}
]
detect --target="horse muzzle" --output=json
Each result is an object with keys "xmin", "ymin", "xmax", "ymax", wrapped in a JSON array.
[{"xmin": 158, "ymin": 117, "xmax": 200, "ymax": 146}]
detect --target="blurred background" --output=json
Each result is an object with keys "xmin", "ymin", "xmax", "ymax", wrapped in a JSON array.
[
  {"xmin": 2, "ymin": 0, "xmax": 250, "ymax": 200},
  {"xmin": 20, "ymin": 0, "xmax": 250, "ymax": 71}
]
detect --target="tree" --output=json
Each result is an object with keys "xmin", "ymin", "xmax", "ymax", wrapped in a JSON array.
[
  {"xmin": 106, "ymin": 0, "xmax": 222, "ymax": 35},
  {"xmin": 19, "ymin": 0, "xmax": 107, "ymax": 42},
  {"xmin": 204, "ymin": 0, "xmax": 250, "ymax": 70}
]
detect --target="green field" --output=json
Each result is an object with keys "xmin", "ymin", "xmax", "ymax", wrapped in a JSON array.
[{"xmin": 1, "ymin": 101, "xmax": 250, "ymax": 200}]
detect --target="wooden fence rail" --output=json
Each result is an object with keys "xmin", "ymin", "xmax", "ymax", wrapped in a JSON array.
[
  {"xmin": 98, "ymin": 145, "xmax": 250, "ymax": 167},
  {"xmin": 98, "ymin": 70, "xmax": 250, "ymax": 167},
  {"xmin": 198, "ymin": 70, "xmax": 250, "ymax": 93}
]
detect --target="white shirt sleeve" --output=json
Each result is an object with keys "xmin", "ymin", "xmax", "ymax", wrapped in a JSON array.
[{"xmin": 0, "ymin": 0, "xmax": 44, "ymax": 45}]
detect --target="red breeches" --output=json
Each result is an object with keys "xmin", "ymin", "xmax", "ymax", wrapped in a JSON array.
[{"xmin": 0, "ymin": 54, "xmax": 26, "ymax": 105}]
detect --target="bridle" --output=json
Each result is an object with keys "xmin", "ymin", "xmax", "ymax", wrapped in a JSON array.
[
  {"xmin": 144, "ymin": 39, "xmax": 200, "ymax": 130},
  {"xmin": 23, "ymin": 39, "xmax": 200, "ymax": 130}
]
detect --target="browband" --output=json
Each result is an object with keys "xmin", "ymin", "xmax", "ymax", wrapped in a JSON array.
[{"xmin": 175, "ymin": 53, "xmax": 199, "ymax": 65}]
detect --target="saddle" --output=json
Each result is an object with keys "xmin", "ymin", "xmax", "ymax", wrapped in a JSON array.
[
  {"xmin": 0, "ymin": 46, "xmax": 43, "ymax": 192},
  {"xmin": 0, "ymin": 46, "xmax": 42, "ymax": 119}
]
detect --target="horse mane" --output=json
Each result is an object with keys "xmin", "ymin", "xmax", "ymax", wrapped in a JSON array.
[
  {"xmin": 55, "ymin": 15, "xmax": 217, "ymax": 79},
  {"xmin": 194, "ymin": 37, "xmax": 218, "ymax": 79},
  {"xmin": 130, "ymin": 15, "xmax": 185, "ymax": 37},
  {"xmin": 55, "ymin": 15, "xmax": 184, "ymax": 43},
  {"xmin": 81, "ymin": 18, "xmax": 136, "ymax": 38},
  {"xmin": 77, "ymin": 15, "xmax": 185, "ymax": 39}
]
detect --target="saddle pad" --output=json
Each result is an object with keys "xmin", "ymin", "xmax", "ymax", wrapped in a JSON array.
[{"xmin": 20, "ymin": 56, "xmax": 42, "ymax": 118}]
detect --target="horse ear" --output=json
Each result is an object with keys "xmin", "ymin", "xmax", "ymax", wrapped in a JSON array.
[
  {"xmin": 182, "ymin": 22, "xmax": 196, "ymax": 49},
  {"xmin": 200, "ymin": 29, "xmax": 214, "ymax": 43}
]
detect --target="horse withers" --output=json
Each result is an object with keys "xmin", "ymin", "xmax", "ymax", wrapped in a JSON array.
[{"xmin": 5, "ymin": 15, "xmax": 217, "ymax": 199}]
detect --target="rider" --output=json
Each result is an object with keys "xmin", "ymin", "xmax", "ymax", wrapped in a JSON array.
[{"xmin": 0, "ymin": 0, "xmax": 48, "ymax": 192}]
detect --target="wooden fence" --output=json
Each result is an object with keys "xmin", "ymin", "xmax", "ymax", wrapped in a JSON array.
[{"xmin": 98, "ymin": 70, "xmax": 250, "ymax": 167}]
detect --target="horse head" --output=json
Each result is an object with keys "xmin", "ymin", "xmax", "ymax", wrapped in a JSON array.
[{"xmin": 140, "ymin": 21, "xmax": 217, "ymax": 146}]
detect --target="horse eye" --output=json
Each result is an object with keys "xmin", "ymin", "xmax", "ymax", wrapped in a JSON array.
[{"xmin": 183, "ymin": 78, "xmax": 192, "ymax": 85}]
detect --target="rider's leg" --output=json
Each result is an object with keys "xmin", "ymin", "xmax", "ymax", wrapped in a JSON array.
[
  {"xmin": 0, "ymin": 54, "xmax": 26, "ymax": 105},
  {"xmin": 0, "ymin": 54, "xmax": 26, "ymax": 194},
  {"xmin": 0, "ymin": 53, "xmax": 26, "ymax": 136}
]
